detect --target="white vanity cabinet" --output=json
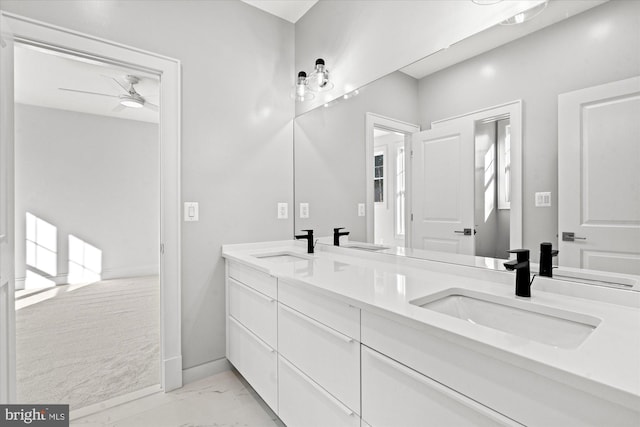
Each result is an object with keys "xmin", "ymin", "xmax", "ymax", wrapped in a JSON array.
[
  {"xmin": 277, "ymin": 279, "xmax": 361, "ymax": 421},
  {"xmin": 226, "ymin": 261, "xmax": 278, "ymax": 412},
  {"xmin": 361, "ymin": 310, "xmax": 640, "ymax": 427}
]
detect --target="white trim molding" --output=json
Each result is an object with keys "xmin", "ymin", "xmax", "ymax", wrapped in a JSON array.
[{"xmin": 0, "ymin": 10, "xmax": 182, "ymax": 397}]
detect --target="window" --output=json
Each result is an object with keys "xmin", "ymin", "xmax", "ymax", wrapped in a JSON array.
[
  {"xmin": 374, "ymin": 153, "xmax": 384, "ymax": 203},
  {"xmin": 498, "ymin": 122, "xmax": 511, "ymax": 210},
  {"xmin": 395, "ymin": 145, "xmax": 405, "ymax": 237}
]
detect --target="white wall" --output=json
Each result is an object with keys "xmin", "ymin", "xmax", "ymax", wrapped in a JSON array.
[
  {"xmin": 0, "ymin": 0, "xmax": 295, "ymax": 371},
  {"xmin": 295, "ymin": 71, "xmax": 417, "ymax": 241},
  {"xmin": 295, "ymin": 0, "xmax": 543, "ymax": 115},
  {"xmin": 14, "ymin": 104, "xmax": 158, "ymax": 286},
  {"xmin": 418, "ymin": 0, "xmax": 640, "ymax": 258}
]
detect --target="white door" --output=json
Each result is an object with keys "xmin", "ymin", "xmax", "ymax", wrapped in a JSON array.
[
  {"xmin": 558, "ymin": 76, "xmax": 640, "ymax": 274},
  {"xmin": 411, "ymin": 120, "xmax": 475, "ymax": 254},
  {"xmin": 0, "ymin": 15, "xmax": 16, "ymax": 403}
]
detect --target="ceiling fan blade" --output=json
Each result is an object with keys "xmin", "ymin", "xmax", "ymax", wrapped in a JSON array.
[
  {"xmin": 112, "ymin": 104, "xmax": 126, "ymax": 112},
  {"xmin": 145, "ymin": 102, "xmax": 159, "ymax": 112},
  {"xmin": 58, "ymin": 87, "xmax": 119, "ymax": 98},
  {"xmin": 102, "ymin": 75, "xmax": 130, "ymax": 94}
]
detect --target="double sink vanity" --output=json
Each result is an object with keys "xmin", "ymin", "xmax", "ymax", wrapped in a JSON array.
[{"xmin": 222, "ymin": 240, "xmax": 640, "ymax": 426}]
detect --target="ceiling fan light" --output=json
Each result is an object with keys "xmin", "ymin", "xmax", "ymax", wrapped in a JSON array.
[{"xmin": 119, "ymin": 95, "xmax": 144, "ymax": 108}]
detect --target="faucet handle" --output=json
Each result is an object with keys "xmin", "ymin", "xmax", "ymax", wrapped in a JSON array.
[
  {"xmin": 334, "ymin": 227, "xmax": 345, "ymax": 232},
  {"xmin": 507, "ymin": 248, "xmax": 530, "ymax": 262},
  {"xmin": 300, "ymin": 229, "xmax": 314, "ymax": 235}
]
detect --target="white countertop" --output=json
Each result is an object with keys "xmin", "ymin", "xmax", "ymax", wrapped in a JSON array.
[{"xmin": 222, "ymin": 240, "xmax": 640, "ymax": 411}]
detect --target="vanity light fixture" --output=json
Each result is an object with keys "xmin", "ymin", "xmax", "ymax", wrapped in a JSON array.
[
  {"xmin": 306, "ymin": 58, "xmax": 334, "ymax": 92},
  {"xmin": 292, "ymin": 58, "xmax": 333, "ymax": 101},
  {"xmin": 292, "ymin": 71, "xmax": 315, "ymax": 102},
  {"xmin": 500, "ymin": 0, "xmax": 548, "ymax": 25}
]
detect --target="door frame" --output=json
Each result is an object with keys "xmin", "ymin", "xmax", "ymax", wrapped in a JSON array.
[
  {"xmin": 365, "ymin": 113, "xmax": 420, "ymax": 244},
  {"xmin": 0, "ymin": 11, "xmax": 183, "ymax": 400},
  {"xmin": 431, "ymin": 100, "xmax": 523, "ymax": 252}
]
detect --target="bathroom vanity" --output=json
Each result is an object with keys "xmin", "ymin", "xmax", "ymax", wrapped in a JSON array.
[{"xmin": 222, "ymin": 241, "xmax": 640, "ymax": 427}]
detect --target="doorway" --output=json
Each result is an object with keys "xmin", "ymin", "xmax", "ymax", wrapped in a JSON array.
[
  {"xmin": 365, "ymin": 113, "xmax": 420, "ymax": 246},
  {"xmin": 474, "ymin": 117, "xmax": 511, "ymax": 258},
  {"xmin": 1, "ymin": 11, "xmax": 182, "ymax": 409},
  {"xmin": 410, "ymin": 101, "xmax": 522, "ymax": 255},
  {"xmin": 13, "ymin": 43, "xmax": 161, "ymax": 410}
]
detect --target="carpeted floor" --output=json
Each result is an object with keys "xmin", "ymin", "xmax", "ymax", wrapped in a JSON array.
[{"xmin": 15, "ymin": 275, "xmax": 160, "ymax": 410}]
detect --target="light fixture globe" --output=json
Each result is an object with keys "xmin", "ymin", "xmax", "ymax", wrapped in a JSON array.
[
  {"xmin": 119, "ymin": 93, "xmax": 145, "ymax": 108},
  {"xmin": 307, "ymin": 58, "xmax": 334, "ymax": 92},
  {"xmin": 291, "ymin": 71, "xmax": 315, "ymax": 101}
]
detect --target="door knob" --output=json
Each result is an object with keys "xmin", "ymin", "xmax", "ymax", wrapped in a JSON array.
[
  {"xmin": 454, "ymin": 228, "xmax": 476, "ymax": 236},
  {"xmin": 562, "ymin": 232, "xmax": 587, "ymax": 242}
]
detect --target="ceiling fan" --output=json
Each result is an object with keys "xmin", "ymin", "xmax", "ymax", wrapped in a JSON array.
[{"xmin": 59, "ymin": 74, "xmax": 158, "ymax": 112}]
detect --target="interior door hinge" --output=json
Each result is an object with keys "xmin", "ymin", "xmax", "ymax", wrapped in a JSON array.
[
  {"xmin": 160, "ymin": 243, "xmax": 165, "ymax": 254},
  {"xmin": 410, "ymin": 150, "xmax": 414, "ymax": 158},
  {"xmin": 411, "ymin": 213, "xmax": 414, "ymax": 221}
]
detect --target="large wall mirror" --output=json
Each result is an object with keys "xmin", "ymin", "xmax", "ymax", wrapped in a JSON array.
[{"xmin": 293, "ymin": 0, "xmax": 640, "ymax": 276}]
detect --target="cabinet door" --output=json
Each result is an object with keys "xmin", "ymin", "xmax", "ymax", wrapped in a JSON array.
[
  {"xmin": 278, "ymin": 356, "xmax": 359, "ymax": 427},
  {"xmin": 228, "ymin": 278, "xmax": 277, "ymax": 348},
  {"xmin": 361, "ymin": 347, "xmax": 520, "ymax": 427},
  {"xmin": 228, "ymin": 316, "xmax": 277, "ymax": 412},
  {"xmin": 278, "ymin": 303, "xmax": 360, "ymax": 413}
]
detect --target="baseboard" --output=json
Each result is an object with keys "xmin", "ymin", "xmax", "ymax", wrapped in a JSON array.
[
  {"xmin": 69, "ymin": 384, "xmax": 161, "ymax": 420},
  {"xmin": 182, "ymin": 358, "xmax": 231, "ymax": 385},
  {"xmin": 163, "ymin": 355, "xmax": 183, "ymax": 392}
]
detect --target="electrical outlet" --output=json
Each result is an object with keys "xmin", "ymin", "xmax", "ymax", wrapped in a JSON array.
[
  {"xmin": 300, "ymin": 203, "xmax": 309, "ymax": 219},
  {"xmin": 535, "ymin": 192, "xmax": 551, "ymax": 207},
  {"xmin": 184, "ymin": 202, "xmax": 199, "ymax": 221},
  {"xmin": 277, "ymin": 202, "xmax": 288, "ymax": 219},
  {"xmin": 358, "ymin": 203, "xmax": 366, "ymax": 217}
]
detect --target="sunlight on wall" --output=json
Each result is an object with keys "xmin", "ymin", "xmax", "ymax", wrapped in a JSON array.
[
  {"xmin": 26, "ymin": 212, "xmax": 57, "ymax": 276},
  {"xmin": 68, "ymin": 235, "xmax": 102, "ymax": 284}
]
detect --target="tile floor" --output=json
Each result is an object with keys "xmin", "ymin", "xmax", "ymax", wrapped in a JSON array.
[{"xmin": 72, "ymin": 369, "xmax": 284, "ymax": 427}]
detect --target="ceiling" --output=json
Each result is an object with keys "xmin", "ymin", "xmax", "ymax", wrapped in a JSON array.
[
  {"xmin": 401, "ymin": 0, "xmax": 605, "ymax": 79},
  {"xmin": 241, "ymin": 0, "xmax": 318, "ymax": 23},
  {"xmin": 14, "ymin": 44, "xmax": 160, "ymax": 124}
]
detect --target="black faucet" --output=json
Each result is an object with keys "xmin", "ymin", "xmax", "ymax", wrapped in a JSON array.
[
  {"xmin": 333, "ymin": 227, "xmax": 350, "ymax": 246},
  {"xmin": 295, "ymin": 229, "xmax": 315, "ymax": 254},
  {"xmin": 539, "ymin": 242, "xmax": 559, "ymax": 277},
  {"xmin": 504, "ymin": 249, "xmax": 531, "ymax": 297}
]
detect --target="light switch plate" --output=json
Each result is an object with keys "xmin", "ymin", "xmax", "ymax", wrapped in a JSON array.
[
  {"xmin": 358, "ymin": 203, "xmax": 366, "ymax": 217},
  {"xmin": 277, "ymin": 202, "xmax": 288, "ymax": 219},
  {"xmin": 535, "ymin": 192, "xmax": 551, "ymax": 207},
  {"xmin": 184, "ymin": 202, "xmax": 199, "ymax": 221},
  {"xmin": 300, "ymin": 203, "xmax": 309, "ymax": 219}
]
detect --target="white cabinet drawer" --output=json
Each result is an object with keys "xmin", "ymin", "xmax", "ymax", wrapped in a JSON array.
[
  {"xmin": 228, "ymin": 260, "xmax": 276, "ymax": 298},
  {"xmin": 228, "ymin": 278, "xmax": 277, "ymax": 348},
  {"xmin": 278, "ymin": 278, "xmax": 359, "ymax": 340},
  {"xmin": 228, "ymin": 316, "xmax": 277, "ymax": 412},
  {"xmin": 361, "ymin": 346, "xmax": 520, "ymax": 427},
  {"xmin": 278, "ymin": 303, "xmax": 360, "ymax": 414},
  {"xmin": 278, "ymin": 356, "xmax": 359, "ymax": 427}
]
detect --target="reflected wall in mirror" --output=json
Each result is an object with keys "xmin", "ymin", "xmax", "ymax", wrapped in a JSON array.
[{"xmin": 294, "ymin": 0, "xmax": 640, "ymax": 274}]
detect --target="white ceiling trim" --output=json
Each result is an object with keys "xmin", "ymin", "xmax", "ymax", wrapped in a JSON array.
[{"xmin": 241, "ymin": 0, "xmax": 318, "ymax": 23}]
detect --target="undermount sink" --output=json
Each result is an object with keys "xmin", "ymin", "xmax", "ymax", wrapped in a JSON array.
[
  {"xmin": 254, "ymin": 252, "xmax": 311, "ymax": 263},
  {"xmin": 411, "ymin": 289, "xmax": 601, "ymax": 349},
  {"xmin": 343, "ymin": 243, "xmax": 389, "ymax": 252}
]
